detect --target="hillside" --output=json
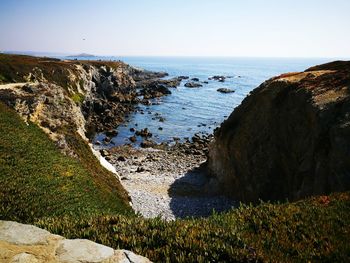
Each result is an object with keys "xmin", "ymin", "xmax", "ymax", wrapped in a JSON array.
[
  {"xmin": 0, "ymin": 102, "xmax": 133, "ymax": 222},
  {"xmin": 208, "ymin": 61, "xmax": 350, "ymax": 203},
  {"xmin": 0, "ymin": 55, "xmax": 349, "ymax": 262},
  {"xmin": 35, "ymin": 192, "xmax": 350, "ymax": 262}
]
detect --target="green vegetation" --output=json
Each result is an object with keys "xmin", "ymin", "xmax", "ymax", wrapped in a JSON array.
[
  {"xmin": 0, "ymin": 101, "xmax": 349, "ymax": 262},
  {"xmin": 0, "ymin": 102, "xmax": 133, "ymax": 223},
  {"xmin": 35, "ymin": 193, "xmax": 350, "ymax": 262},
  {"xmin": 0, "ymin": 53, "xmax": 126, "ymax": 88},
  {"xmin": 0, "ymin": 54, "xmax": 349, "ymax": 262},
  {"xmin": 0, "ymin": 54, "xmax": 78, "ymax": 89},
  {"xmin": 71, "ymin": 92, "xmax": 85, "ymax": 104},
  {"xmin": 0, "ymin": 73, "xmax": 8, "ymax": 83}
]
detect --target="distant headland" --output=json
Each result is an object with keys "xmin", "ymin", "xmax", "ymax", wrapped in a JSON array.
[{"xmin": 66, "ymin": 53, "xmax": 96, "ymax": 58}]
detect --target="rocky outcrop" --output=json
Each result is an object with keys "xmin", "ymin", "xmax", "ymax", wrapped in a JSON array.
[
  {"xmin": 0, "ymin": 54, "xmax": 172, "ymax": 153},
  {"xmin": 0, "ymin": 220, "xmax": 151, "ymax": 263},
  {"xmin": 0, "ymin": 82, "xmax": 86, "ymax": 156},
  {"xmin": 207, "ymin": 61, "xmax": 350, "ymax": 203},
  {"xmin": 184, "ymin": 82, "xmax": 202, "ymax": 88},
  {"xmin": 217, "ymin": 88, "xmax": 235, "ymax": 93}
]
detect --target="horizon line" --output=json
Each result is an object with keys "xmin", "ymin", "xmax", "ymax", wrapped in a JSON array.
[{"xmin": 2, "ymin": 50, "xmax": 350, "ymax": 60}]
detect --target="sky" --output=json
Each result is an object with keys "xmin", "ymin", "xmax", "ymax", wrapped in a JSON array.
[{"xmin": 0, "ymin": 0, "xmax": 350, "ymax": 58}]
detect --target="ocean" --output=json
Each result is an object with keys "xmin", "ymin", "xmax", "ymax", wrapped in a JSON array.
[{"xmin": 64, "ymin": 56, "xmax": 334, "ymax": 147}]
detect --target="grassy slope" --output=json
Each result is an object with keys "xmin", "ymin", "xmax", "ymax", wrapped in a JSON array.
[
  {"xmin": 0, "ymin": 54, "xmax": 76, "ymax": 88},
  {"xmin": 0, "ymin": 101, "xmax": 349, "ymax": 262},
  {"xmin": 0, "ymin": 102, "xmax": 133, "ymax": 222},
  {"xmin": 0, "ymin": 54, "xmax": 127, "ymax": 88},
  {"xmin": 36, "ymin": 193, "xmax": 350, "ymax": 262},
  {"xmin": 1, "ymin": 54, "xmax": 349, "ymax": 262}
]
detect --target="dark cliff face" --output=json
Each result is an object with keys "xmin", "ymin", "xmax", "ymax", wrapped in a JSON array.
[{"xmin": 208, "ymin": 61, "xmax": 350, "ymax": 203}]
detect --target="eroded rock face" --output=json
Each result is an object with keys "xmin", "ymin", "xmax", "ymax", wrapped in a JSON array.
[
  {"xmin": 0, "ymin": 54, "xmax": 173, "ymax": 154},
  {"xmin": 207, "ymin": 61, "xmax": 350, "ymax": 203},
  {"xmin": 0, "ymin": 221, "xmax": 151, "ymax": 263}
]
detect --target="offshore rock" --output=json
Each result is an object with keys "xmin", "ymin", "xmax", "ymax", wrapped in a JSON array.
[
  {"xmin": 184, "ymin": 82, "xmax": 203, "ymax": 88},
  {"xmin": 217, "ymin": 88, "xmax": 235, "ymax": 93}
]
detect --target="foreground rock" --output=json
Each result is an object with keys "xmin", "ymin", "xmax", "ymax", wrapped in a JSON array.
[
  {"xmin": 0, "ymin": 220, "xmax": 151, "ymax": 263},
  {"xmin": 208, "ymin": 61, "xmax": 350, "ymax": 203}
]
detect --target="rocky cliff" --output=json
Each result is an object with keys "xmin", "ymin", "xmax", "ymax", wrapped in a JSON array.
[
  {"xmin": 207, "ymin": 61, "xmax": 350, "ymax": 202},
  {"xmin": 0, "ymin": 54, "xmax": 176, "ymax": 221},
  {"xmin": 0, "ymin": 54, "xmax": 172, "ymax": 155}
]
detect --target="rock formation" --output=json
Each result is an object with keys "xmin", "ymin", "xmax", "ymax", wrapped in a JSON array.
[
  {"xmin": 207, "ymin": 61, "xmax": 350, "ymax": 202},
  {"xmin": 184, "ymin": 82, "xmax": 202, "ymax": 88},
  {"xmin": 0, "ymin": 220, "xmax": 151, "ymax": 263},
  {"xmin": 217, "ymin": 88, "xmax": 235, "ymax": 93},
  {"xmin": 0, "ymin": 54, "xmax": 174, "ymax": 155}
]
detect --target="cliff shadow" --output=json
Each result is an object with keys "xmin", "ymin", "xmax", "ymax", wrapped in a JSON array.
[{"xmin": 168, "ymin": 162, "xmax": 236, "ymax": 219}]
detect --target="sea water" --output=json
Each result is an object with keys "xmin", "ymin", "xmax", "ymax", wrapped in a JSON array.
[{"xmin": 66, "ymin": 56, "xmax": 333, "ymax": 147}]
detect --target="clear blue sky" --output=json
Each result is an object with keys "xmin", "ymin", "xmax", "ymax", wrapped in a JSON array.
[{"xmin": 1, "ymin": 0, "xmax": 349, "ymax": 57}]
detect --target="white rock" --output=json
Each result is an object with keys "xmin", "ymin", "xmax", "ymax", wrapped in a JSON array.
[
  {"xmin": 0, "ymin": 221, "xmax": 53, "ymax": 245},
  {"xmin": 10, "ymin": 253, "xmax": 39, "ymax": 263},
  {"xmin": 56, "ymin": 239, "xmax": 114, "ymax": 263},
  {"xmin": 111, "ymin": 250, "xmax": 152, "ymax": 263},
  {"xmin": 121, "ymin": 249, "xmax": 152, "ymax": 263},
  {"xmin": 0, "ymin": 220, "xmax": 152, "ymax": 263}
]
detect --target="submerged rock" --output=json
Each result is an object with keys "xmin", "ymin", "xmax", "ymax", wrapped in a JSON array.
[{"xmin": 208, "ymin": 61, "xmax": 350, "ymax": 203}]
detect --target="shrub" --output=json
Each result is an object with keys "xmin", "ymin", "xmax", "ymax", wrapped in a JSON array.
[{"xmin": 35, "ymin": 193, "xmax": 350, "ymax": 262}]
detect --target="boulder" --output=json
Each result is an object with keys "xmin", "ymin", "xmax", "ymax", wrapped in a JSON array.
[
  {"xmin": 184, "ymin": 82, "xmax": 203, "ymax": 88},
  {"xmin": 10, "ymin": 252, "xmax": 39, "ymax": 263},
  {"xmin": 100, "ymin": 149, "xmax": 109, "ymax": 157},
  {"xmin": 0, "ymin": 221, "xmax": 53, "ymax": 246},
  {"xmin": 140, "ymin": 139, "xmax": 156, "ymax": 148},
  {"xmin": 105, "ymin": 129, "xmax": 118, "ymax": 137},
  {"xmin": 136, "ymin": 128, "xmax": 152, "ymax": 138},
  {"xmin": 0, "ymin": 220, "xmax": 152, "ymax": 263},
  {"xmin": 212, "ymin": 76, "xmax": 226, "ymax": 82},
  {"xmin": 129, "ymin": 135, "xmax": 137, "ymax": 142},
  {"xmin": 56, "ymin": 239, "xmax": 114, "ymax": 262},
  {"xmin": 207, "ymin": 61, "xmax": 350, "ymax": 203},
  {"xmin": 139, "ymin": 84, "xmax": 171, "ymax": 99}
]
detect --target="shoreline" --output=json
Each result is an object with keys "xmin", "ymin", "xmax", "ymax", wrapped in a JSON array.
[{"xmin": 96, "ymin": 142, "xmax": 236, "ymax": 220}]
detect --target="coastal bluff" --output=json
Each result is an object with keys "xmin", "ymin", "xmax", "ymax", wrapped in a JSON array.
[
  {"xmin": 0, "ymin": 220, "xmax": 151, "ymax": 263},
  {"xmin": 208, "ymin": 61, "xmax": 350, "ymax": 202}
]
